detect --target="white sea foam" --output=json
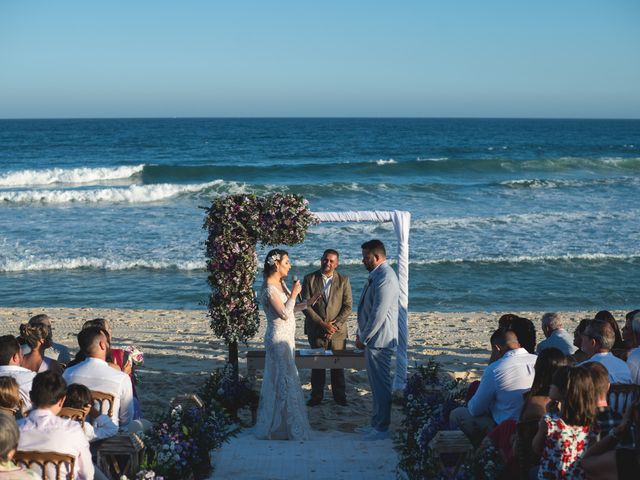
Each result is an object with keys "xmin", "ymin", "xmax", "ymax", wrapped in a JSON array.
[
  {"xmin": 374, "ymin": 159, "xmax": 397, "ymax": 166},
  {"xmin": 409, "ymin": 252, "xmax": 640, "ymax": 266},
  {"xmin": 0, "ymin": 165, "xmax": 145, "ymax": 187},
  {"xmin": 417, "ymin": 157, "xmax": 448, "ymax": 162},
  {"xmin": 500, "ymin": 176, "xmax": 639, "ymax": 189},
  {"xmin": 0, "ymin": 180, "xmax": 229, "ymax": 204},
  {"xmin": 0, "ymin": 256, "xmax": 204, "ymax": 272}
]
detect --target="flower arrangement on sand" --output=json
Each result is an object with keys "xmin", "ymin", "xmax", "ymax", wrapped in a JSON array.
[
  {"xmin": 396, "ymin": 358, "xmax": 507, "ymax": 479},
  {"xmin": 198, "ymin": 363, "xmax": 258, "ymax": 420}
]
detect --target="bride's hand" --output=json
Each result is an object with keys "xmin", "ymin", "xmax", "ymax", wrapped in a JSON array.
[{"xmin": 291, "ymin": 280, "xmax": 302, "ymax": 298}]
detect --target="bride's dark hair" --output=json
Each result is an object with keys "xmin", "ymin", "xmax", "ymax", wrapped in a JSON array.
[{"xmin": 263, "ymin": 249, "xmax": 288, "ymax": 279}]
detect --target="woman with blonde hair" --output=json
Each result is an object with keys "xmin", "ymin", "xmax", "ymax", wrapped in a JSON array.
[
  {"xmin": 0, "ymin": 377, "xmax": 21, "ymax": 417},
  {"xmin": 18, "ymin": 323, "xmax": 63, "ymax": 374}
]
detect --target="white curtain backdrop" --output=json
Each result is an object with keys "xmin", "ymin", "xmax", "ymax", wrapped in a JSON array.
[{"xmin": 314, "ymin": 211, "xmax": 410, "ymax": 391}]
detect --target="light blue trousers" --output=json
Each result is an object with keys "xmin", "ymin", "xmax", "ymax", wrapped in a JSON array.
[{"xmin": 365, "ymin": 346, "xmax": 393, "ymax": 432}]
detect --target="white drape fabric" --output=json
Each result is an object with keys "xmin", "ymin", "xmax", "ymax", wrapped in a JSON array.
[{"xmin": 313, "ymin": 210, "xmax": 410, "ymax": 391}]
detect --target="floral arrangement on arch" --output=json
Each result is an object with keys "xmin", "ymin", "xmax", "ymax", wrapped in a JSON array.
[{"xmin": 203, "ymin": 193, "xmax": 317, "ymax": 344}]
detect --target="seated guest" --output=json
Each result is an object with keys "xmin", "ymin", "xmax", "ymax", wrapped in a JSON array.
[
  {"xmin": 579, "ymin": 319, "xmax": 632, "ymax": 384},
  {"xmin": 520, "ymin": 347, "xmax": 569, "ymax": 422},
  {"xmin": 0, "ymin": 336, "xmax": 36, "ymax": 412},
  {"xmin": 623, "ymin": 310, "xmax": 640, "ymax": 347},
  {"xmin": 28, "ymin": 314, "xmax": 71, "ymax": 365},
  {"xmin": 63, "ymin": 327, "xmax": 134, "ymax": 428},
  {"xmin": 451, "ymin": 328, "xmax": 537, "ymax": 446},
  {"xmin": 0, "ymin": 413, "xmax": 38, "ymax": 479},
  {"xmin": 595, "ymin": 310, "xmax": 626, "ymax": 352},
  {"xmin": 623, "ymin": 311, "xmax": 640, "ymax": 383},
  {"xmin": 17, "ymin": 371, "xmax": 93, "ymax": 480},
  {"xmin": 585, "ymin": 362, "xmax": 625, "ymax": 441},
  {"xmin": 0, "ymin": 377, "xmax": 22, "ymax": 417},
  {"xmin": 582, "ymin": 397, "xmax": 640, "ymax": 480},
  {"xmin": 513, "ymin": 348, "xmax": 569, "ymax": 479},
  {"xmin": 18, "ymin": 323, "xmax": 63, "ymax": 374},
  {"xmin": 536, "ymin": 312, "xmax": 577, "ymax": 356},
  {"xmin": 572, "ymin": 318, "xmax": 591, "ymax": 363},
  {"xmin": 64, "ymin": 384, "xmax": 118, "ymax": 441},
  {"xmin": 533, "ymin": 366, "xmax": 598, "ymax": 479},
  {"xmin": 499, "ymin": 314, "xmax": 536, "ymax": 354}
]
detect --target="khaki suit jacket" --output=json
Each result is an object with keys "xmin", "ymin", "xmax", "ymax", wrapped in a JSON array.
[{"xmin": 302, "ymin": 270, "xmax": 352, "ymax": 345}]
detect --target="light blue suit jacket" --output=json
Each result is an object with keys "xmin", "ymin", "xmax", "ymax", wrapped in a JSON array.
[{"xmin": 357, "ymin": 261, "xmax": 399, "ymax": 349}]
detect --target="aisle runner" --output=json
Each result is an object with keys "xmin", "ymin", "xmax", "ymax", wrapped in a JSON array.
[{"xmin": 210, "ymin": 430, "xmax": 397, "ymax": 480}]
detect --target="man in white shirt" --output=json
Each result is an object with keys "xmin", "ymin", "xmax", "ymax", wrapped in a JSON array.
[
  {"xmin": 536, "ymin": 312, "xmax": 577, "ymax": 356},
  {"xmin": 18, "ymin": 371, "xmax": 94, "ymax": 480},
  {"xmin": 623, "ymin": 310, "xmax": 640, "ymax": 383},
  {"xmin": 0, "ymin": 334, "xmax": 36, "ymax": 411},
  {"xmin": 450, "ymin": 328, "xmax": 537, "ymax": 446},
  {"xmin": 63, "ymin": 326, "xmax": 134, "ymax": 428},
  {"xmin": 578, "ymin": 319, "xmax": 632, "ymax": 384}
]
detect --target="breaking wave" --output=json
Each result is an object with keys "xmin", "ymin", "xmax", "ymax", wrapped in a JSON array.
[{"xmin": 0, "ymin": 165, "xmax": 145, "ymax": 187}]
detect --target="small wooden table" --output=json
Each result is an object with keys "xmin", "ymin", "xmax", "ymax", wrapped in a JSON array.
[{"xmin": 246, "ymin": 349, "xmax": 366, "ymax": 380}]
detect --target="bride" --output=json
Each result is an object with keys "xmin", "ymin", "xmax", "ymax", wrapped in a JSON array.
[{"xmin": 254, "ymin": 248, "xmax": 320, "ymax": 440}]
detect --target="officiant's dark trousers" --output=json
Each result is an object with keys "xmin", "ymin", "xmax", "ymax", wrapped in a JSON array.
[{"xmin": 309, "ymin": 337, "xmax": 346, "ymax": 402}]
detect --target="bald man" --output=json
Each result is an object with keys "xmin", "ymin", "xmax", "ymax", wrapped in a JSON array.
[{"xmin": 450, "ymin": 327, "xmax": 537, "ymax": 446}]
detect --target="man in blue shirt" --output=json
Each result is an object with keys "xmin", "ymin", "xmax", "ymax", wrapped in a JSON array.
[{"xmin": 536, "ymin": 312, "xmax": 577, "ymax": 356}]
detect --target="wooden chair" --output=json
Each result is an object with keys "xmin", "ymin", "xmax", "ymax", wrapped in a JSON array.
[
  {"xmin": 608, "ymin": 384, "xmax": 640, "ymax": 414},
  {"xmin": 95, "ymin": 432, "xmax": 145, "ymax": 480},
  {"xmin": 58, "ymin": 406, "xmax": 86, "ymax": 427},
  {"xmin": 428, "ymin": 430, "xmax": 473, "ymax": 479},
  {"xmin": 14, "ymin": 450, "xmax": 75, "ymax": 480},
  {"xmin": 170, "ymin": 393, "xmax": 205, "ymax": 411},
  {"xmin": 91, "ymin": 390, "xmax": 115, "ymax": 419}
]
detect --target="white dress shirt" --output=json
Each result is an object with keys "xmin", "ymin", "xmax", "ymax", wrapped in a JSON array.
[
  {"xmin": 18, "ymin": 409, "xmax": 94, "ymax": 480},
  {"xmin": 0, "ymin": 365, "xmax": 36, "ymax": 411},
  {"xmin": 579, "ymin": 352, "xmax": 632, "ymax": 384},
  {"xmin": 321, "ymin": 273, "xmax": 333, "ymax": 300},
  {"xmin": 628, "ymin": 347, "xmax": 640, "ymax": 384},
  {"xmin": 63, "ymin": 357, "xmax": 134, "ymax": 428},
  {"xmin": 468, "ymin": 347, "xmax": 537, "ymax": 424}
]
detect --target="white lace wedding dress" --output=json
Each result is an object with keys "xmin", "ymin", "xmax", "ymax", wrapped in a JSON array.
[{"xmin": 254, "ymin": 284, "xmax": 311, "ymax": 440}]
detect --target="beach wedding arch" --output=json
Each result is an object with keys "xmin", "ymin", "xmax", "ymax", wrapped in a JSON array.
[
  {"xmin": 203, "ymin": 193, "xmax": 317, "ymax": 370},
  {"xmin": 204, "ymin": 193, "xmax": 411, "ymax": 391}
]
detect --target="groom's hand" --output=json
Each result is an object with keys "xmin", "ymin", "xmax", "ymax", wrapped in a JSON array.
[{"xmin": 355, "ymin": 336, "xmax": 365, "ymax": 349}]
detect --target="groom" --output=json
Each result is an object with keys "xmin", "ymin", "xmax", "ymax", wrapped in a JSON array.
[{"xmin": 355, "ymin": 239, "xmax": 399, "ymax": 440}]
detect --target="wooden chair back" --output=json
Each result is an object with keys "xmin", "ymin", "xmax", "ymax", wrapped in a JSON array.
[
  {"xmin": 516, "ymin": 418, "xmax": 540, "ymax": 480},
  {"xmin": 608, "ymin": 384, "xmax": 640, "ymax": 414},
  {"xmin": 170, "ymin": 393, "xmax": 205, "ymax": 411},
  {"xmin": 14, "ymin": 450, "xmax": 75, "ymax": 480},
  {"xmin": 58, "ymin": 406, "xmax": 87, "ymax": 427},
  {"xmin": 91, "ymin": 390, "xmax": 115, "ymax": 419}
]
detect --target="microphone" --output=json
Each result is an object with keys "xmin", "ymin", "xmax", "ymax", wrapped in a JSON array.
[{"xmin": 292, "ymin": 275, "xmax": 303, "ymax": 302}]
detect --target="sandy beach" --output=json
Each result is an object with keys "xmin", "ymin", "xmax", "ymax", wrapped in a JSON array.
[{"xmin": 0, "ymin": 307, "xmax": 628, "ymax": 432}]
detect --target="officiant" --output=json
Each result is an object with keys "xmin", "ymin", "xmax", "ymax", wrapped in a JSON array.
[{"xmin": 301, "ymin": 249, "xmax": 353, "ymax": 407}]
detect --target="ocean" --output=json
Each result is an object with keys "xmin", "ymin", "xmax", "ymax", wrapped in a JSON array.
[{"xmin": 0, "ymin": 118, "xmax": 638, "ymax": 312}]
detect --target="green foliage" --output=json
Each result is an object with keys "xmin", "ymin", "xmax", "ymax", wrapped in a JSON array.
[{"xmin": 203, "ymin": 193, "xmax": 317, "ymax": 344}]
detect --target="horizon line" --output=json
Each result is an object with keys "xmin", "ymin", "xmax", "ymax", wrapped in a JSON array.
[{"xmin": 1, "ymin": 115, "xmax": 639, "ymax": 121}]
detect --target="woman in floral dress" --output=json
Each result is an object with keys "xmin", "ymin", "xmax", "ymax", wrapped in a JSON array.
[{"xmin": 533, "ymin": 366, "xmax": 598, "ymax": 479}]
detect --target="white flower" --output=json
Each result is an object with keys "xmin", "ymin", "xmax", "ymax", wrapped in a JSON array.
[{"xmin": 266, "ymin": 253, "xmax": 280, "ymax": 265}]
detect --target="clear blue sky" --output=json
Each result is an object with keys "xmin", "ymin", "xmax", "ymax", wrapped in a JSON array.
[{"xmin": 1, "ymin": 0, "xmax": 638, "ymax": 118}]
